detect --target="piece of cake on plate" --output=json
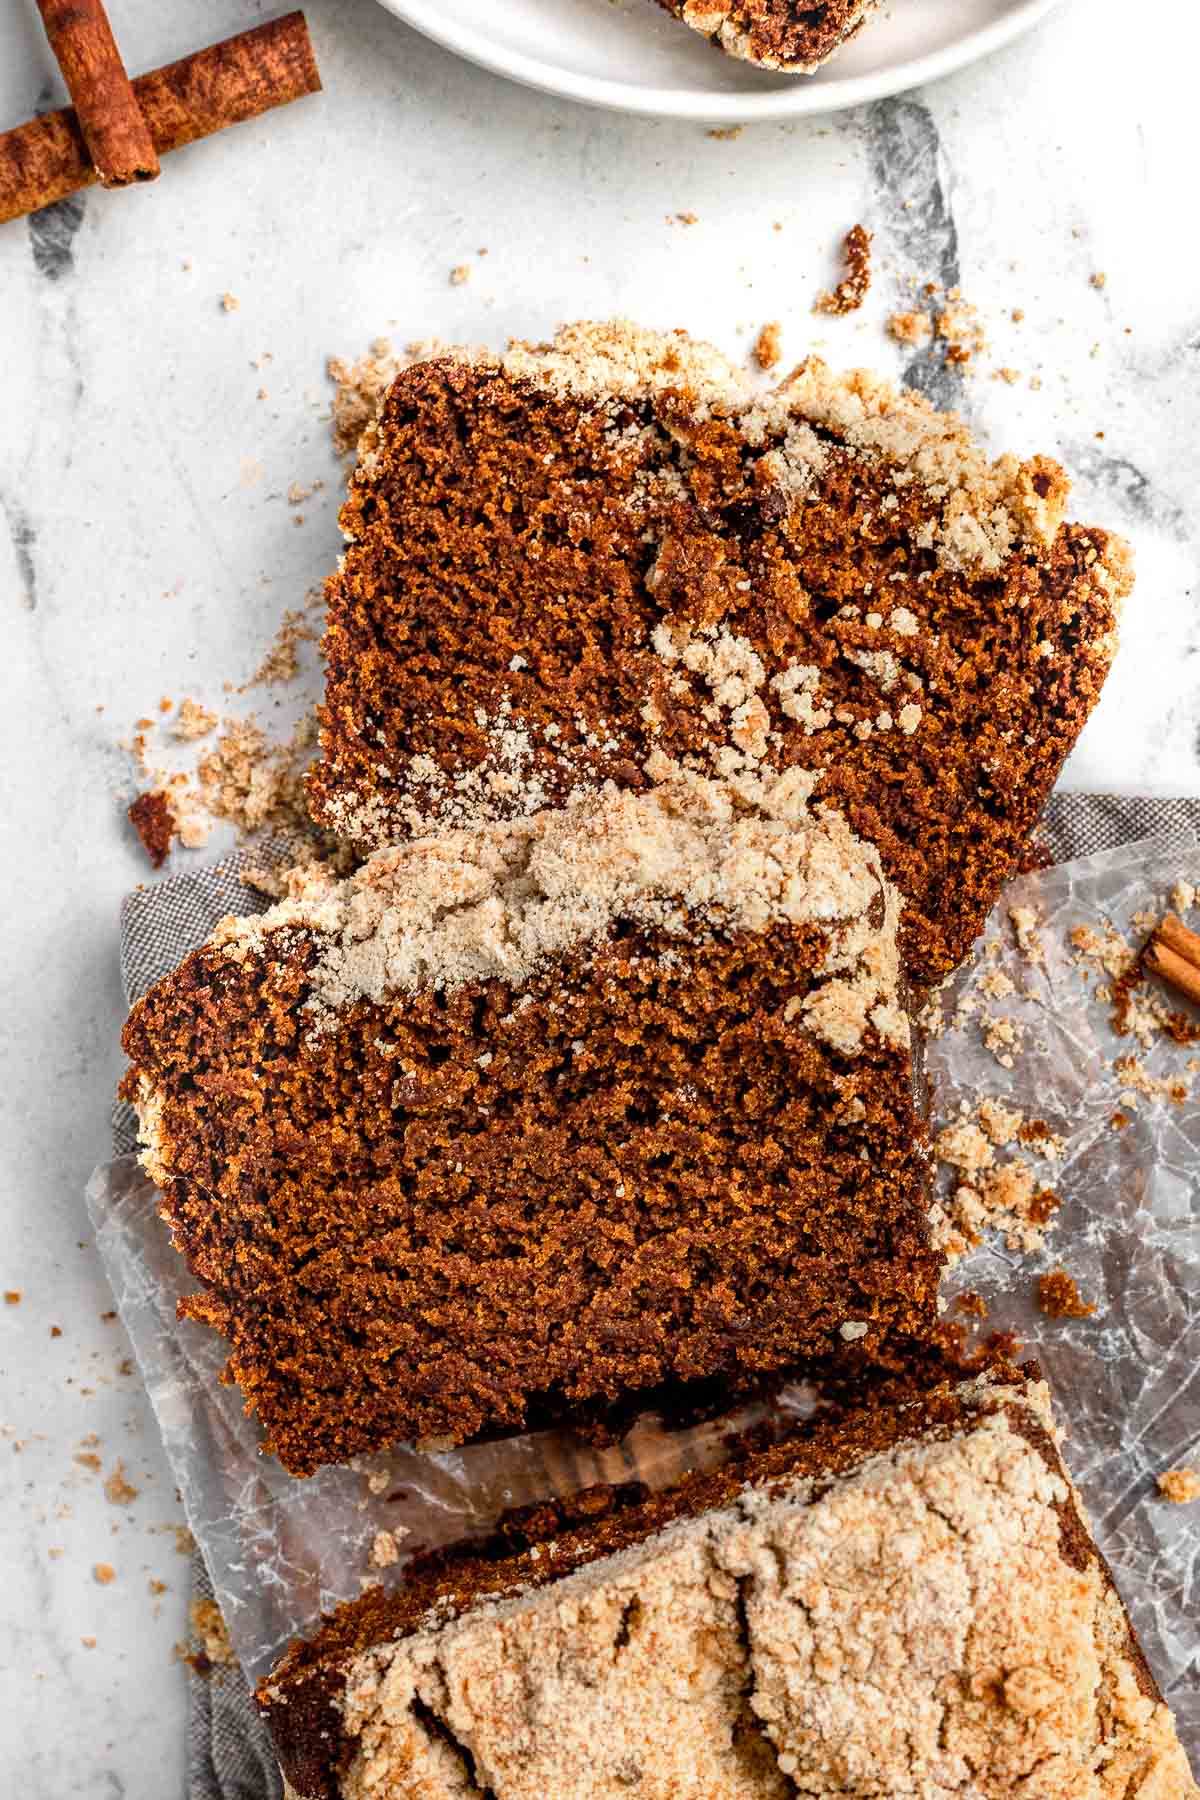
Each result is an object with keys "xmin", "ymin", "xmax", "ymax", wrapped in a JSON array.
[
  {"xmin": 120, "ymin": 776, "xmax": 936, "ymax": 1476},
  {"xmin": 658, "ymin": 0, "xmax": 881, "ymax": 74},
  {"xmin": 308, "ymin": 321, "xmax": 1131, "ymax": 986},
  {"xmin": 261, "ymin": 1365, "xmax": 1198, "ymax": 1800}
]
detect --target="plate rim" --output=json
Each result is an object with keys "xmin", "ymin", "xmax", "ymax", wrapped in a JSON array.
[{"xmin": 375, "ymin": 0, "xmax": 1068, "ymax": 122}]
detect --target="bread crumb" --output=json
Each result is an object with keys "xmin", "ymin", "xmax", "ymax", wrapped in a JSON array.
[
  {"xmin": 241, "ymin": 602, "xmax": 320, "ymax": 690},
  {"xmin": 887, "ymin": 310, "xmax": 932, "ymax": 348},
  {"xmin": 172, "ymin": 699, "xmax": 217, "ymax": 742},
  {"xmin": 814, "ymin": 224, "xmax": 872, "ymax": 316},
  {"xmin": 1157, "ymin": 1467, "xmax": 1200, "ymax": 1504},
  {"xmin": 449, "ymin": 264, "xmax": 470, "ymax": 286},
  {"xmin": 220, "ymin": 293, "xmax": 240, "ymax": 313},
  {"xmin": 707, "ymin": 126, "xmax": 742, "ymax": 140},
  {"xmin": 103, "ymin": 1461, "xmax": 139, "ymax": 1507},
  {"xmin": 982, "ymin": 1014, "xmax": 1024, "ymax": 1069},
  {"xmin": 190, "ymin": 1596, "xmax": 237, "ymax": 1669},
  {"xmin": 4, "ymin": 1290, "xmax": 20, "ymax": 1305},
  {"xmin": 93, "ymin": 1563, "xmax": 116, "ymax": 1585},
  {"xmin": 1037, "ymin": 1269, "xmax": 1096, "ymax": 1319},
  {"xmin": 753, "ymin": 321, "xmax": 783, "ymax": 372},
  {"xmin": 369, "ymin": 1527, "xmax": 408, "ymax": 1569},
  {"xmin": 174, "ymin": 1525, "xmax": 196, "ymax": 1557},
  {"xmin": 81, "ymin": 1636, "xmax": 97, "ymax": 1649},
  {"xmin": 127, "ymin": 789, "xmax": 176, "ymax": 869},
  {"xmin": 936, "ymin": 298, "xmax": 986, "ymax": 366},
  {"xmin": 1090, "ymin": 272, "xmax": 1107, "ymax": 290}
]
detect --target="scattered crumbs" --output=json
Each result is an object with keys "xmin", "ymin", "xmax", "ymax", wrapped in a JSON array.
[
  {"xmin": 752, "ymin": 320, "xmax": 783, "ymax": 372},
  {"xmin": 3, "ymin": 1290, "xmax": 20, "ymax": 1305},
  {"xmin": 707, "ymin": 125, "xmax": 742, "ymax": 140},
  {"xmin": 127, "ymin": 789, "xmax": 176, "ymax": 868},
  {"xmin": 93, "ymin": 1563, "xmax": 116, "ymax": 1586},
  {"xmin": 976, "ymin": 1098, "xmax": 1023, "ymax": 1148},
  {"xmin": 814, "ymin": 223, "xmax": 872, "ymax": 316},
  {"xmin": 449, "ymin": 264, "xmax": 470, "ymax": 286},
  {"xmin": 936, "ymin": 296, "xmax": 986, "ymax": 366},
  {"xmin": 287, "ymin": 480, "xmax": 323, "ymax": 507},
  {"xmin": 172, "ymin": 699, "xmax": 217, "ymax": 742},
  {"xmin": 74, "ymin": 1452, "xmax": 102, "ymax": 1473},
  {"xmin": 103, "ymin": 1461, "xmax": 139, "ymax": 1507},
  {"xmin": 671, "ymin": 211, "xmax": 699, "ymax": 226},
  {"xmin": 149, "ymin": 1578, "xmax": 168, "ymax": 1596},
  {"xmin": 982, "ymin": 1014, "xmax": 1024, "ymax": 1069},
  {"xmin": 369, "ymin": 1527, "xmax": 408, "ymax": 1570},
  {"xmin": 1171, "ymin": 879, "xmax": 1197, "ymax": 914},
  {"xmin": 1110, "ymin": 1110, "xmax": 1131, "ymax": 1131},
  {"xmin": 1158, "ymin": 1467, "xmax": 1200, "ymax": 1504},
  {"xmin": 220, "ymin": 293, "xmax": 240, "ymax": 313},
  {"xmin": 886, "ymin": 310, "xmax": 932, "ymax": 348},
  {"xmin": 327, "ymin": 340, "xmax": 407, "ymax": 457},
  {"xmin": 1011, "ymin": 307, "xmax": 1025, "ymax": 323},
  {"xmin": 81, "ymin": 1636, "xmax": 97, "ymax": 1650},
  {"xmin": 49, "ymin": 1325, "xmax": 62, "ymax": 1338},
  {"xmin": 1037, "ymin": 1269, "xmax": 1096, "ymax": 1320},
  {"xmin": 934, "ymin": 1119, "xmax": 993, "ymax": 1180},
  {"xmin": 955, "ymin": 1290, "xmax": 988, "ymax": 1319},
  {"xmin": 366, "ymin": 1470, "xmax": 390, "ymax": 1496},
  {"xmin": 241, "ymin": 596, "xmax": 321, "ymax": 690},
  {"xmin": 1090, "ymin": 271, "xmax": 1107, "ymax": 290},
  {"xmin": 174, "ymin": 1525, "xmax": 197, "ymax": 1557},
  {"xmin": 189, "ymin": 1596, "xmax": 236, "ymax": 1670},
  {"xmin": 1016, "ymin": 1117, "xmax": 1066, "ymax": 1161},
  {"xmin": 1112, "ymin": 1054, "xmax": 1190, "ymax": 1108},
  {"xmin": 47, "ymin": 1547, "xmax": 64, "ymax": 1560},
  {"xmin": 932, "ymin": 1162, "xmax": 1059, "ymax": 1261},
  {"xmin": 977, "ymin": 967, "xmax": 1015, "ymax": 1002}
]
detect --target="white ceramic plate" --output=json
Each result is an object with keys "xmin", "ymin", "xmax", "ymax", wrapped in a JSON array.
[{"xmin": 375, "ymin": 0, "xmax": 1066, "ymax": 122}]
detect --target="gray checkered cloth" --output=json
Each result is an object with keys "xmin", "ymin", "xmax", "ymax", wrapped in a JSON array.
[{"xmin": 113, "ymin": 794, "xmax": 1200, "ymax": 1800}]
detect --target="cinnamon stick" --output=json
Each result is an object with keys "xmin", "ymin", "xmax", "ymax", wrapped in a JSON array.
[
  {"xmin": 1145, "ymin": 912, "xmax": 1200, "ymax": 1007},
  {"xmin": 0, "ymin": 12, "xmax": 320, "ymax": 226},
  {"xmin": 35, "ymin": 0, "xmax": 159, "ymax": 189}
]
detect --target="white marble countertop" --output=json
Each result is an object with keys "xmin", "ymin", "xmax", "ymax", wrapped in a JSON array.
[{"xmin": 1, "ymin": 0, "xmax": 1197, "ymax": 1792}]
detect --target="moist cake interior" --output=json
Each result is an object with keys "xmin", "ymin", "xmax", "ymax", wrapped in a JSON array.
[
  {"xmin": 121, "ymin": 780, "xmax": 937, "ymax": 1476},
  {"xmin": 309, "ymin": 322, "xmax": 1131, "ymax": 986}
]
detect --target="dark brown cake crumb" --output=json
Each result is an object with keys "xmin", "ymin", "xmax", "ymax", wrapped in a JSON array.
[
  {"xmin": 955, "ymin": 1290, "xmax": 988, "ymax": 1319},
  {"xmin": 1037, "ymin": 1269, "xmax": 1096, "ymax": 1319},
  {"xmin": 127, "ymin": 790, "xmax": 176, "ymax": 868},
  {"xmin": 815, "ymin": 224, "xmax": 872, "ymax": 315}
]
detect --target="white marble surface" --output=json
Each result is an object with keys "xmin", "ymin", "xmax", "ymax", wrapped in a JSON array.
[{"xmin": 1, "ymin": 0, "xmax": 1198, "ymax": 1793}]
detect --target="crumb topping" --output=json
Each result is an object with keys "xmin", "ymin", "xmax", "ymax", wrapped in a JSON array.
[
  {"xmin": 208, "ymin": 779, "xmax": 907, "ymax": 1055},
  {"xmin": 335, "ymin": 1385, "xmax": 1195, "ymax": 1800}
]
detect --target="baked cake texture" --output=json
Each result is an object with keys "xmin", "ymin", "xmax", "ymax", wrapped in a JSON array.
[
  {"xmin": 262, "ymin": 1366, "xmax": 1198, "ymax": 1800},
  {"xmin": 658, "ymin": 0, "xmax": 881, "ymax": 73},
  {"xmin": 120, "ymin": 775, "xmax": 937, "ymax": 1476},
  {"xmin": 309, "ymin": 321, "xmax": 1132, "ymax": 987}
]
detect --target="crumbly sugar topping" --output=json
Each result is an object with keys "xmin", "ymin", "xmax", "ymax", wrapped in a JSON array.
[
  {"xmin": 456, "ymin": 322, "xmax": 1074, "ymax": 574},
  {"xmin": 334, "ymin": 1380, "xmax": 1197, "ymax": 1800},
  {"xmin": 207, "ymin": 778, "xmax": 908, "ymax": 1055}
]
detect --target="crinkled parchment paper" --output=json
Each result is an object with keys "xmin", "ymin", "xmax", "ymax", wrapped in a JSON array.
[{"xmin": 86, "ymin": 835, "xmax": 1200, "ymax": 1754}]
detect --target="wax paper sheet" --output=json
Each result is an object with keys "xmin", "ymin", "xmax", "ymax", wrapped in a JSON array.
[{"xmin": 86, "ymin": 833, "xmax": 1200, "ymax": 1757}]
